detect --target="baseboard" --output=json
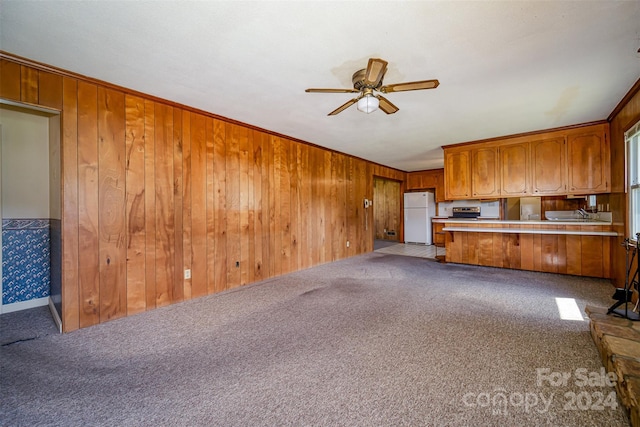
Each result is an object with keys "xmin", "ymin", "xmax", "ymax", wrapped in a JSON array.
[
  {"xmin": 1, "ymin": 296, "xmax": 49, "ymax": 314},
  {"xmin": 48, "ymin": 297, "xmax": 63, "ymax": 333}
]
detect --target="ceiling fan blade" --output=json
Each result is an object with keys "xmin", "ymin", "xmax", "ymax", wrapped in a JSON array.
[
  {"xmin": 380, "ymin": 79, "xmax": 440, "ymax": 93},
  {"xmin": 363, "ymin": 58, "xmax": 388, "ymax": 87},
  {"xmin": 328, "ymin": 98, "xmax": 359, "ymax": 116},
  {"xmin": 377, "ymin": 95, "xmax": 399, "ymax": 114},
  {"xmin": 306, "ymin": 88, "xmax": 359, "ymax": 93}
]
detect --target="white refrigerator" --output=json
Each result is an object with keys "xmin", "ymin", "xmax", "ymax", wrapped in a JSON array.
[{"xmin": 404, "ymin": 192, "xmax": 436, "ymax": 245}]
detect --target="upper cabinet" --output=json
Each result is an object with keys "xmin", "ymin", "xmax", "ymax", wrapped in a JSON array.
[
  {"xmin": 499, "ymin": 141, "xmax": 530, "ymax": 197},
  {"xmin": 444, "ymin": 150, "xmax": 471, "ymax": 200},
  {"xmin": 530, "ymin": 137, "xmax": 567, "ymax": 195},
  {"xmin": 443, "ymin": 122, "xmax": 610, "ymax": 200},
  {"xmin": 405, "ymin": 168, "xmax": 445, "ymax": 202},
  {"xmin": 566, "ymin": 124, "xmax": 610, "ymax": 194},
  {"xmin": 471, "ymin": 146, "xmax": 500, "ymax": 198}
]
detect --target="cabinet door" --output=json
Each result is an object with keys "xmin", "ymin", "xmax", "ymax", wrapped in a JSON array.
[
  {"xmin": 444, "ymin": 149, "xmax": 471, "ymax": 200},
  {"xmin": 566, "ymin": 126, "xmax": 609, "ymax": 194},
  {"xmin": 531, "ymin": 137, "xmax": 566, "ymax": 195},
  {"xmin": 471, "ymin": 146, "xmax": 500, "ymax": 198},
  {"xmin": 406, "ymin": 173, "xmax": 423, "ymax": 190},
  {"xmin": 500, "ymin": 142, "xmax": 530, "ymax": 196}
]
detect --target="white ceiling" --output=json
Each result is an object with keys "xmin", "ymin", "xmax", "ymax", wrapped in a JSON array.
[{"xmin": 2, "ymin": 1, "xmax": 639, "ymax": 171}]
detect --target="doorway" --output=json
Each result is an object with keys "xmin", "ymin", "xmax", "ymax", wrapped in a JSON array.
[
  {"xmin": 0, "ymin": 101, "xmax": 62, "ymax": 332},
  {"xmin": 373, "ymin": 177, "xmax": 401, "ymax": 250}
]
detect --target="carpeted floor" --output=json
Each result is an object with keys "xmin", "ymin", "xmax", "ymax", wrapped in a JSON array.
[{"xmin": 0, "ymin": 253, "xmax": 629, "ymax": 426}]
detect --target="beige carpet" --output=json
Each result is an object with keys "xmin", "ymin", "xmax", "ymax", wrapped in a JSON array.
[{"xmin": 0, "ymin": 253, "xmax": 628, "ymax": 426}]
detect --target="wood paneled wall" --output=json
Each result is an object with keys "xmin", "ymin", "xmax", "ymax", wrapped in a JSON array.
[
  {"xmin": 0, "ymin": 54, "xmax": 405, "ymax": 331},
  {"xmin": 609, "ymin": 79, "xmax": 640, "ymax": 287},
  {"xmin": 373, "ymin": 177, "xmax": 401, "ymax": 240}
]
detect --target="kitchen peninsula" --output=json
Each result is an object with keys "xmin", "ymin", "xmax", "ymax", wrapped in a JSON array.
[{"xmin": 433, "ymin": 217, "xmax": 616, "ymax": 278}]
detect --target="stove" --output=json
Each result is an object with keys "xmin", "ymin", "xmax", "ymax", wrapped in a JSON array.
[{"xmin": 449, "ymin": 206, "xmax": 481, "ymax": 219}]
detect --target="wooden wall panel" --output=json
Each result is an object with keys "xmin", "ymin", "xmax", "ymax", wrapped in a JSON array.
[
  {"xmin": 20, "ymin": 65, "xmax": 38, "ymax": 104},
  {"xmin": 61, "ymin": 77, "xmax": 80, "ymax": 331},
  {"xmin": 172, "ymin": 108, "xmax": 184, "ymax": 303},
  {"xmin": 154, "ymin": 103, "xmax": 175, "ymax": 307},
  {"xmin": 280, "ymin": 138, "xmax": 293, "ymax": 274},
  {"xmin": 2, "ymin": 56, "xmax": 408, "ymax": 331},
  {"xmin": 181, "ymin": 110, "xmax": 192, "ymax": 300},
  {"xmin": 332, "ymin": 153, "xmax": 347, "ymax": 260},
  {"xmin": 38, "ymin": 71, "xmax": 63, "ymax": 110},
  {"xmin": 190, "ymin": 113, "xmax": 208, "ymax": 298},
  {"xmin": 609, "ymin": 81, "xmax": 640, "ymax": 287},
  {"xmin": 0, "ymin": 59, "xmax": 21, "ymax": 100},
  {"xmin": 124, "ymin": 95, "xmax": 146, "ymax": 316},
  {"xmin": 212, "ymin": 119, "xmax": 227, "ymax": 293},
  {"xmin": 97, "ymin": 87, "xmax": 127, "ymax": 322},
  {"xmin": 143, "ymin": 100, "xmax": 157, "ymax": 310},
  {"xmin": 298, "ymin": 144, "xmax": 311, "ymax": 269},
  {"xmin": 225, "ymin": 123, "xmax": 241, "ymax": 288},
  {"xmin": 252, "ymin": 130, "xmax": 265, "ymax": 281},
  {"xmin": 77, "ymin": 81, "xmax": 100, "ymax": 328},
  {"xmin": 289, "ymin": 140, "xmax": 300, "ymax": 272}
]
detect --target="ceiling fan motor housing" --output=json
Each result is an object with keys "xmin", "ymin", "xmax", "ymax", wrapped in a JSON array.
[{"xmin": 352, "ymin": 69, "xmax": 383, "ymax": 91}]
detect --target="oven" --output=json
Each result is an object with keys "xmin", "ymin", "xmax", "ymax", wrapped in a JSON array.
[{"xmin": 449, "ymin": 206, "xmax": 481, "ymax": 220}]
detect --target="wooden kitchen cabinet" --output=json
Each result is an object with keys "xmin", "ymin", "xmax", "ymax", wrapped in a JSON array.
[
  {"xmin": 566, "ymin": 124, "xmax": 610, "ymax": 194},
  {"xmin": 444, "ymin": 149, "xmax": 471, "ymax": 200},
  {"xmin": 443, "ymin": 121, "xmax": 610, "ymax": 200},
  {"xmin": 530, "ymin": 136, "xmax": 567, "ymax": 195},
  {"xmin": 432, "ymin": 221, "xmax": 445, "ymax": 246},
  {"xmin": 499, "ymin": 141, "xmax": 530, "ymax": 197},
  {"xmin": 406, "ymin": 168, "xmax": 445, "ymax": 202},
  {"xmin": 471, "ymin": 146, "xmax": 500, "ymax": 198}
]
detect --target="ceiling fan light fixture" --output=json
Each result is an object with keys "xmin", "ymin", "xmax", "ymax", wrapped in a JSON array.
[{"xmin": 357, "ymin": 94, "xmax": 379, "ymax": 114}]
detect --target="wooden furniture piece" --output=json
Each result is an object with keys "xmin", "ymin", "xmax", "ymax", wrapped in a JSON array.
[
  {"xmin": 443, "ymin": 122, "xmax": 610, "ymax": 200},
  {"xmin": 443, "ymin": 219, "xmax": 615, "ymax": 278},
  {"xmin": 406, "ymin": 168, "xmax": 445, "ymax": 202},
  {"xmin": 432, "ymin": 220, "xmax": 446, "ymax": 262}
]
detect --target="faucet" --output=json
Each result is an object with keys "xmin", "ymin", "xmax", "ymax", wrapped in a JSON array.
[{"xmin": 577, "ymin": 208, "xmax": 589, "ymax": 219}]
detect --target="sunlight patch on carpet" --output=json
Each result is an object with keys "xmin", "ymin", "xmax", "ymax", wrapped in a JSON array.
[{"xmin": 555, "ymin": 297, "xmax": 584, "ymax": 321}]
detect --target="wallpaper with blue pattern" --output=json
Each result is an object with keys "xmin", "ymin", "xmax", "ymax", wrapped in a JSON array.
[{"xmin": 2, "ymin": 219, "xmax": 51, "ymax": 305}]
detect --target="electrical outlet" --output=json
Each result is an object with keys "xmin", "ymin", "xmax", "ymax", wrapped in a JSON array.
[
  {"xmin": 346, "ymin": 241, "xmax": 350, "ymax": 248},
  {"xmin": 184, "ymin": 269, "xmax": 191, "ymax": 279}
]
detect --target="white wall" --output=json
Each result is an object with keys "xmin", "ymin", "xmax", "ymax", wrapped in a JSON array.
[{"xmin": 0, "ymin": 106, "xmax": 50, "ymax": 219}]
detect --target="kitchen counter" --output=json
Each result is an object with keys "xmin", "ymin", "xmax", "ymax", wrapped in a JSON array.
[
  {"xmin": 440, "ymin": 218, "xmax": 615, "ymax": 278},
  {"xmin": 433, "ymin": 218, "xmax": 612, "ymax": 226}
]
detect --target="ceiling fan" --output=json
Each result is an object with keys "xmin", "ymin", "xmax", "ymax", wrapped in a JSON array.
[{"xmin": 305, "ymin": 58, "xmax": 439, "ymax": 116}]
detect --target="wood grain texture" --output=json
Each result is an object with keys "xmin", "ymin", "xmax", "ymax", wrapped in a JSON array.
[
  {"xmin": 212, "ymin": 119, "xmax": 227, "ymax": 293},
  {"xmin": 144, "ymin": 100, "xmax": 157, "ymax": 311},
  {"xmin": 124, "ymin": 94, "xmax": 146, "ymax": 315},
  {"xmin": 0, "ymin": 59, "xmax": 21, "ymax": 100},
  {"xmin": 190, "ymin": 113, "xmax": 208, "ymax": 298},
  {"xmin": 530, "ymin": 137, "xmax": 566, "ymax": 195},
  {"xmin": 225, "ymin": 123, "xmax": 241, "ymax": 288},
  {"xmin": 97, "ymin": 87, "xmax": 127, "ymax": 322},
  {"xmin": 38, "ymin": 71, "xmax": 63, "ymax": 110},
  {"xmin": 77, "ymin": 81, "xmax": 100, "ymax": 328},
  {"xmin": 61, "ymin": 76, "xmax": 80, "ymax": 331},
  {"xmin": 172, "ymin": 108, "xmax": 184, "ymax": 303},
  {"xmin": 471, "ymin": 146, "xmax": 500, "ymax": 198},
  {"xmin": 373, "ymin": 178, "xmax": 401, "ymax": 241},
  {"xmin": 5, "ymin": 57, "xmax": 417, "ymax": 331},
  {"xmin": 153, "ymin": 102, "xmax": 175, "ymax": 307},
  {"xmin": 445, "ymin": 222, "xmax": 613, "ymax": 278},
  {"xmin": 20, "ymin": 65, "xmax": 38, "ymax": 104},
  {"xmin": 181, "ymin": 110, "xmax": 192, "ymax": 299}
]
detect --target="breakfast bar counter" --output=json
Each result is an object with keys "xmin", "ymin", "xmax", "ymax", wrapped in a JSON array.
[{"xmin": 434, "ymin": 218, "xmax": 617, "ymax": 278}]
